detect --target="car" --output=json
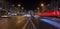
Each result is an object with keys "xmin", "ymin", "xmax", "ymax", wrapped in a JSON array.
[
  {"xmin": 23, "ymin": 14, "xmax": 31, "ymax": 17},
  {"xmin": 0, "ymin": 15, "xmax": 11, "ymax": 18}
]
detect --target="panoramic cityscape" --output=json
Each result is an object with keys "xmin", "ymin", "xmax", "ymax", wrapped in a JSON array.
[{"xmin": 0, "ymin": 0, "xmax": 60, "ymax": 29}]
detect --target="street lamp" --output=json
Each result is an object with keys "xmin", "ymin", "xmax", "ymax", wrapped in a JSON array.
[
  {"xmin": 22, "ymin": 7, "xmax": 24, "ymax": 10},
  {"xmin": 41, "ymin": 3, "xmax": 45, "ymax": 12},
  {"xmin": 18, "ymin": 4, "xmax": 21, "ymax": 7},
  {"xmin": 37, "ymin": 7, "xmax": 40, "ymax": 14},
  {"xmin": 41, "ymin": 3, "xmax": 44, "ymax": 7},
  {"xmin": 21, "ymin": 7, "xmax": 24, "ymax": 12}
]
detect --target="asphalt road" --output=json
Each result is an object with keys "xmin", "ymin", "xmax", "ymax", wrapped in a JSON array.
[
  {"xmin": 0, "ymin": 16, "xmax": 60, "ymax": 29},
  {"xmin": 0, "ymin": 16, "xmax": 26, "ymax": 29},
  {"xmin": 40, "ymin": 17, "xmax": 60, "ymax": 29},
  {"xmin": 0, "ymin": 16, "xmax": 40, "ymax": 29}
]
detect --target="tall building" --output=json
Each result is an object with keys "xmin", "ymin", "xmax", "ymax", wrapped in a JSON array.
[
  {"xmin": 58, "ymin": 0, "xmax": 60, "ymax": 8},
  {"xmin": 0, "ymin": 0, "xmax": 10, "ymax": 10},
  {"xmin": 50, "ymin": 0, "xmax": 58, "ymax": 10},
  {"xmin": 46, "ymin": 0, "xmax": 58, "ymax": 12},
  {"xmin": 0, "ymin": 0, "xmax": 4, "ymax": 7}
]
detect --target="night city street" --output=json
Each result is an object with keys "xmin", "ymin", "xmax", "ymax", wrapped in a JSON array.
[{"xmin": 0, "ymin": 0, "xmax": 60, "ymax": 29}]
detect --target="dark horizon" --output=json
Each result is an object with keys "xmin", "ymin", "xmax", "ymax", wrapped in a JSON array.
[{"xmin": 6, "ymin": 0, "xmax": 52, "ymax": 10}]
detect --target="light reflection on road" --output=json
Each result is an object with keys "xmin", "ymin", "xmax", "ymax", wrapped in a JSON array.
[{"xmin": 40, "ymin": 18, "xmax": 60, "ymax": 29}]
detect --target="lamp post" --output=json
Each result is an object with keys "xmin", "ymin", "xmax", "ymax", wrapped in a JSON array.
[
  {"xmin": 21, "ymin": 7, "xmax": 24, "ymax": 12},
  {"xmin": 41, "ymin": 3, "xmax": 45, "ymax": 12},
  {"xmin": 37, "ymin": 7, "xmax": 40, "ymax": 14},
  {"xmin": 41, "ymin": 3, "xmax": 44, "ymax": 7},
  {"xmin": 18, "ymin": 4, "xmax": 21, "ymax": 7},
  {"xmin": 17, "ymin": 4, "xmax": 21, "ymax": 13}
]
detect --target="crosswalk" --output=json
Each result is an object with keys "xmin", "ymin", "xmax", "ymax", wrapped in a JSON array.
[{"xmin": 22, "ymin": 17, "xmax": 37, "ymax": 29}]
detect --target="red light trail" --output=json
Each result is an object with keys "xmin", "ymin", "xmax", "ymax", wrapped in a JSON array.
[{"xmin": 38, "ymin": 10, "xmax": 60, "ymax": 16}]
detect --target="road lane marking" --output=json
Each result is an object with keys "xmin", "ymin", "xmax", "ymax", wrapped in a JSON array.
[{"xmin": 22, "ymin": 17, "xmax": 37, "ymax": 29}]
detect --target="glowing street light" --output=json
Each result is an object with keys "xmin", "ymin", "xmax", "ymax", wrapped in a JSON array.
[
  {"xmin": 41, "ymin": 3, "xmax": 45, "ymax": 12},
  {"xmin": 37, "ymin": 7, "xmax": 40, "ymax": 13},
  {"xmin": 37, "ymin": 7, "xmax": 39, "ymax": 10},
  {"xmin": 22, "ymin": 7, "xmax": 24, "ymax": 10},
  {"xmin": 18, "ymin": 4, "xmax": 21, "ymax": 7},
  {"xmin": 41, "ymin": 3, "xmax": 44, "ymax": 6}
]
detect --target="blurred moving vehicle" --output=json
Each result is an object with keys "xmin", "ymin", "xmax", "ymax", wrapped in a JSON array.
[
  {"xmin": 23, "ymin": 14, "xmax": 31, "ymax": 17},
  {"xmin": 38, "ymin": 10, "xmax": 60, "ymax": 16},
  {"xmin": 0, "ymin": 10, "xmax": 11, "ymax": 18},
  {"xmin": 1, "ymin": 15, "xmax": 11, "ymax": 18}
]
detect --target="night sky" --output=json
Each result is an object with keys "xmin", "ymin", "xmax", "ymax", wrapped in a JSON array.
[{"xmin": 6, "ymin": 0, "xmax": 51, "ymax": 10}]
